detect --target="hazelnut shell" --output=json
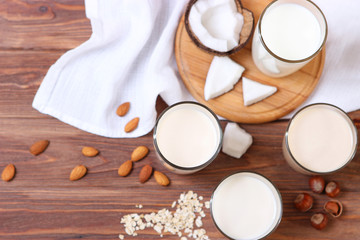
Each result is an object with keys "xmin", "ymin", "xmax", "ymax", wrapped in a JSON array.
[
  {"xmin": 184, "ymin": 0, "xmax": 255, "ymax": 56},
  {"xmin": 324, "ymin": 199, "xmax": 343, "ymax": 218}
]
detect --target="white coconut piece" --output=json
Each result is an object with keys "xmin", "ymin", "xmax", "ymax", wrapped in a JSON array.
[
  {"xmin": 189, "ymin": 0, "xmax": 244, "ymax": 52},
  {"xmin": 232, "ymin": 13, "xmax": 245, "ymax": 44},
  {"xmin": 204, "ymin": 56, "xmax": 245, "ymax": 101},
  {"xmin": 194, "ymin": 0, "xmax": 210, "ymax": 14},
  {"xmin": 207, "ymin": 0, "xmax": 232, "ymax": 8},
  {"xmin": 222, "ymin": 122, "xmax": 253, "ymax": 158},
  {"xmin": 242, "ymin": 77, "xmax": 277, "ymax": 106}
]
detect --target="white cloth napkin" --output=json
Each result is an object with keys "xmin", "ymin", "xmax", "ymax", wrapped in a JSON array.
[
  {"xmin": 33, "ymin": 0, "xmax": 360, "ymax": 138},
  {"xmin": 33, "ymin": 0, "xmax": 193, "ymax": 138},
  {"xmin": 291, "ymin": 0, "xmax": 360, "ymax": 116}
]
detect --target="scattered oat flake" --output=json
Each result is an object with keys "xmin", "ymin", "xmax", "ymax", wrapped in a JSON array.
[
  {"xmin": 120, "ymin": 191, "xmax": 210, "ymax": 239},
  {"xmin": 195, "ymin": 216, "xmax": 203, "ymax": 228}
]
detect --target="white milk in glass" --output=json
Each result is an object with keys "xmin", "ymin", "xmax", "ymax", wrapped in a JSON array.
[
  {"xmin": 154, "ymin": 102, "xmax": 222, "ymax": 174},
  {"xmin": 283, "ymin": 104, "xmax": 358, "ymax": 174},
  {"xmin": 211, "ymin": 172, "xmax": 282, "ymax": 240},
  {"xmin": 251, "ymin": 0, "xmax": 327, "ymax": 77},
  {"xmin": 261, "ymin": 3, "xmax": 321, "ymax": 60}
]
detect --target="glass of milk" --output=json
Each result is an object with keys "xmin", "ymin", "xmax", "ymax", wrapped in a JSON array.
[
  {"xmin": 153, "ymin": 101, "xmax": 223, "ymax": 174},
  {"xmin": 283, "ymin": 103, "xmax": 358, "ymax": 175},
  {"xmin": 251, "ymin": 0, "xmax": 327, "ymax": 77},
  {"xmin": 211, "ymin": 172, "xmax": 283, "ymax": 240}
]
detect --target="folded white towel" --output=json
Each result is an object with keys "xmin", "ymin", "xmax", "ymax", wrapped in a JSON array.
[{"xmin": 33, "ymin": 0, "xmax": 360, "ymax": 138}]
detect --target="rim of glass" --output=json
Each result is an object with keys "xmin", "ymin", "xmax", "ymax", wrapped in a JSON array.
[
  {"xmin": 258, "ymin": 0, "xmax": 328, "ymax": 63},
  {"xmin": 285, "ymin": 103, "xmax": 359, "ymax": 174},
  {"xmin": 153, "ymin": 101, "xmax": 223, "ymax": 171},
  {"xmin": 210, "ymin": 171, "xmax": 283, "ymax": 240}
]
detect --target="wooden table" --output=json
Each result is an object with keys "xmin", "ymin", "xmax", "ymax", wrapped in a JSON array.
[{"xmin": 1, "ymin": 1, "xmax": 359, "ymax": 239}]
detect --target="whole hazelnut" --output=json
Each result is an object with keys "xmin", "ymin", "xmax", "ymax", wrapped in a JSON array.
[
  {"xmin": 309, "ymin": 176, "xmax": 325, "ymax": 194},
  {"xmin": 294, "ymin": 193, "xmax": 313, "ymax": 212},
  {"xmin": 310, "ymin": 212, "xmax": 328, "ymax": 230},
  {"xmin": 324, "ymin": 200, "xmax": 343, "ymax": 218},
  {"xmin": 325, "ymin": 181, "xmax": 340, "ymax": 198}
]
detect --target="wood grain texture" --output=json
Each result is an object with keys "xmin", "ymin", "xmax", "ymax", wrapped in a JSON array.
[
  {"xmin": 0, "ymin": 0, "xmax": 91, "ymax": 50},
  {"xmin": 175, "ymin": 0, "xmax": 325, "ymax": 123},
  {"xmin": 0, "ymin": 0, "xmax": 360, "ymax": 239}
]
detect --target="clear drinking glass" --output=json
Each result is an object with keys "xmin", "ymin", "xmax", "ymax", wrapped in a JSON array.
[
  {"xmin": 283, "ymin": 103, "xmax": 358, "ymax": 175},
  {"xmin": 153, "ymin": 101, "xmax": 223, "ymax": 174},
  {"xmin": 210, "ymin": 172, "xmax": 283, "ymax": 240},
  {"xmin": 251, "ymin": 0, "xmax": 328, "ymax": 77}
]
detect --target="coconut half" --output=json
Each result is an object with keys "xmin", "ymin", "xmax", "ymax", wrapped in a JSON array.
[{"xmin": 184, "ymin": 0, "xmax": 254, "ymax": 56}]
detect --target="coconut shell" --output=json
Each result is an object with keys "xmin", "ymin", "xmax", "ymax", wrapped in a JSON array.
[{"xmin": 184, "ymin": 0, "xmax": 255, "ymax": 56}]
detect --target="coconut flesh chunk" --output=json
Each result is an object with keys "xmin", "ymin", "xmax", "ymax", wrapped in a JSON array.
[
  {"xmin": 222, "ymin": 122, "xmax": 253, "ymax": 158},
  {"xmin": 242, "ymin": 77, "xmax": 277, "ymax": 106},
  {"xmin": 189, "ymin": 0, "xmax": 244, "ymax": 52},
  {"xmin": 204, "ymin": 56, "xmax": 245, "ymax": 101}
]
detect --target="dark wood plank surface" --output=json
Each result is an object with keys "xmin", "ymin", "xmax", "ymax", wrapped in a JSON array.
[{"xmin": 0, "ymin": 1, "xmax": 359, "ymax": 239}]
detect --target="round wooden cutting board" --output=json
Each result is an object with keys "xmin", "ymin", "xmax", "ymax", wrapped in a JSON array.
[{"xmin": 174, "ymin": 0, "xmax": 325, "ymax": 123}]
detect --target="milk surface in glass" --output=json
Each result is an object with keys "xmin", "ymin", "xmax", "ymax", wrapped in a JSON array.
[
  {"xmin": 261, "ymin": 3, "xmax": 321, "ymax": 60},
  {"xmin": 252, "ymin": 0, "xmax": 326, "ymax": 77},
  {"xmin": 155, "ymin": 103, "xmax": 221, "ymax": 173},
  {"xmin": 211, "ymin": 172, "xmax": 282, "ymax": 240},
  {"xmin": 284, "ymin": 104, "xmax": 357, "ymax": 174}
]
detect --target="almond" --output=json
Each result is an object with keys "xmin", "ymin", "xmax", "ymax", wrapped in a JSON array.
[
  {"xmin": 131, "ymin": 146, "xmax": 149, "ymax": 162},
  {"xmin": 118, "ymin": 160, "xmax": 133, "ymax": 177},
  {"xmin": 82, "ymin": 146, "xmax": 99, "ymax": 157},
  {"xmin": 139, "ymin": 164, "xmax": 152, "ymax": 183},
  {"xmin": 70, "ymin": 165, "xmax": 87, "ymax": 181},
  {"xmin": 116, "ymin": 102, "xmax": 130, "ymax": 117},
  {"xmin": 154, "ymin": 170, "xmax": 170, "ymax": 186},
  {"xmin": 1, "ymin": 164, "xmax": 16, "ymax": 182},
  {"xmin": 30, "ymin": 140, "xmax": 49, "ymax": 156},
  {"xmin": 124, "ymin": 117, "xmax": 139, "ymax": 133}
]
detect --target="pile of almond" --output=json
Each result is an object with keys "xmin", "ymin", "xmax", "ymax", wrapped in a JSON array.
[
  {"xmin": 118, "ymin": 145, "xmax": 170, "ymax": 186},
  {"xmin": 67, "ymin": 146, "xmax": 102, "ymax": 181},
  {"xmin": 2, "ymin": 139, "xmax": 50, "ymax": 182},
  {"xmin": 66, "ymin": 146, "xmax": 101, "ymax": 181},
  {"xmin": 116, "ymin": 102, "xmax": 139, "ymax": 133},
  {"xmin": 2, "ymin": 139, "xmax": 171, "ymax": 187}
]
